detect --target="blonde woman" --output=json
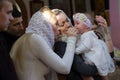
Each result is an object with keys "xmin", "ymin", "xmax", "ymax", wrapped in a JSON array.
[{"xmin": 10, "ymin": 8, "xmax": 78, "ymax": 80}]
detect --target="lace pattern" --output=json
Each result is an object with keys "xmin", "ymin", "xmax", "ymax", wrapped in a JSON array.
[{"xmin": 26, "ymin": 11, "xmax": 55, "ymax": 48}]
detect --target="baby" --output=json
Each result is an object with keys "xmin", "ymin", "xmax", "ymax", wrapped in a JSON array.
[{"xmin": 73, "ymin": 13, "xmax": 115, "ymax": 80}]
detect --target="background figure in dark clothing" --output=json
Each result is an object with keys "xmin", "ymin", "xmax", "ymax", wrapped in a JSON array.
[
  {"xmin": 54, "ymin": 41, "xmax": 83, "ymax": 80},
  {"xmin": 0, "ymin": 0, "xmax": 18, "ymax": 80},
  {"xmin": 3, "ymin": 5, "xmax": 24, "ymax": 51},
  {"xmin": 7, "ymin": 6, "xmax": 24, "ymax": 37}
]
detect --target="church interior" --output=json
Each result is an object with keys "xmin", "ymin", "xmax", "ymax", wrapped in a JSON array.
[{"xmin": 14, "ymin": 0, "xmax": 120, "ymax": 80}]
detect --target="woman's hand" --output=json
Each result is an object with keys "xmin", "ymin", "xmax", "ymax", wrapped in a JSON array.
[
  {"xmin": 67, "ymin": 27, "xmax": 78, "ymax": 37},
  {"xmin": 96, "ymin": 16, "xmax": 114, "ymax": 52},
  {"xmin": 95, "ymin": 15, "xmax": 107, "ymax": 29}
]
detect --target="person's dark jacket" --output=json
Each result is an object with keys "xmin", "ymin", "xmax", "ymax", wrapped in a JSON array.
[
  {"xmin": 54, "ymin": 41, "xmax": 82, "ymax": 80},
  {"xmin": 0, "ymin": 32, "xmax": 18, "ymax": 80}
]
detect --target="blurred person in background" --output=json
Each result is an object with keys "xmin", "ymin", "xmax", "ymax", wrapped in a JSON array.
[
  {"xmin": 0, "ymin": 0, "xmax": 18, "ymax": 80},
  {"xmin": 3, "ymin": 6, "xmax": 24, "ymax": 51}
]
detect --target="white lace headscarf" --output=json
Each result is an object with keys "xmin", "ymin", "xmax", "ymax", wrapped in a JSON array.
[
  {"xmin": 26, "ymin": 11, "xmax": 55, "ymax": 48},
  {"xmin": 73, "ymin": 13, "xmax": 93, "ymax": 29}
]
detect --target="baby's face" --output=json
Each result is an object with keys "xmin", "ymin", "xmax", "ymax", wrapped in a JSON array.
[{"xmin": 74, "ymin": 19, "xmax": 86, "ymax": 34}]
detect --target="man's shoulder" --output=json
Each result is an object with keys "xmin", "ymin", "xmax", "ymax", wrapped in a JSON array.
[{"xmin": 0, "ymin": 32, "xmax": 6, "ymax": 40}]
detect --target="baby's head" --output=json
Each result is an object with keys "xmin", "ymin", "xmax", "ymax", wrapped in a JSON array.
[{"xmin": 73, "ymin": 13, "xmax": 93, "ymax": 34}]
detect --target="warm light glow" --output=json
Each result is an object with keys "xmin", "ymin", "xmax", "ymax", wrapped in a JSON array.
[
  {"xmin": 43, "ymin": 10, "xmax": 52, "ymax": 21},
  {"xmin": 42, "ymin": 9, "xmax": 57, "ymax": 26}
]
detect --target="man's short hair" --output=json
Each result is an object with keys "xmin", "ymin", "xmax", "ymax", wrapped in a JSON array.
[
  {"xmin": 0, "ymin": 0, "xmax": 15, "ymax": 10},
  {"xmin": 12, "ymin": 6, "xmax": 22, "ymax": 17}
]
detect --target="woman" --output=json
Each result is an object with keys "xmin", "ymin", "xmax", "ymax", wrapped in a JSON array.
[
  {"xmin": 52, "ymin": 9, "xmax": 82, "ymax": 80},
  {"xmin": 10, "ymin": 9, "xmax": 78, "ymax": 80}
]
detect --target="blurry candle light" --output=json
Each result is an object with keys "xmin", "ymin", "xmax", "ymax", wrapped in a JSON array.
[{"xmin": 43, "ymin": 10, "xmax": 52, "ymax": 21}]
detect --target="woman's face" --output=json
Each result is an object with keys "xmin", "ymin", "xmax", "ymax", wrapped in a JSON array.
[{"xmin": 56, "ymin": 13, "xmax": 71, "ymax": 35}]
